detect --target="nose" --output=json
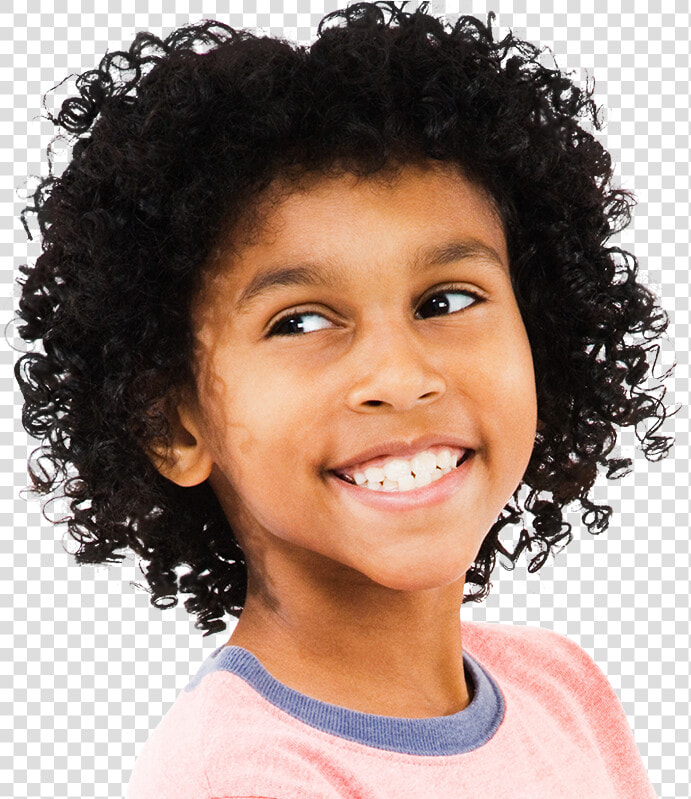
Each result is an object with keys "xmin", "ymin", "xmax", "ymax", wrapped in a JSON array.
[{"xmin": 344, "ymin": 321, "xmax": 447, "ymax": 412}]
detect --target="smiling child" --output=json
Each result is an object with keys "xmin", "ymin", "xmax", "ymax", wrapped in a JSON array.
[{"xmin": 15, "ymin": 2, "xmax": 674, "ymax": 797}]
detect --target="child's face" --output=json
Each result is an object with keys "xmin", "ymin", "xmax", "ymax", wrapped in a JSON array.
[{"xmin": 167, "ymin": 160, "xmax": 538, "ymax": 598}]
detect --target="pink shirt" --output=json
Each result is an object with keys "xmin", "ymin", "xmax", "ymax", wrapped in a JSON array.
[{"xmin": 127, "ymin": 620, "xmax": 656, "ymax": 798}]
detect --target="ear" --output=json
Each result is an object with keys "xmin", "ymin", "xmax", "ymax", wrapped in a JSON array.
[
  {"xmin": 536, "ymin": 417, "xmax": 546, "ymax": 431},
  {"xmin": 147, "ymin": 393, "xmax": 213, "ymax": 488}
]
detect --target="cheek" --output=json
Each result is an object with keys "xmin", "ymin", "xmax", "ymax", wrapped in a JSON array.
[
  {"xmin": 504, "ymin": 358, "xmax": 537, "ymax": 481},
  {"xmin": 208, "ymin": 360, "xmax": 311, "ymax": 481},
  {"xmin": 478, "ymin": 325, "xmax": 537, "ymax": 474},
  {"xmin": 205, "ymin": 375, "xmax": 301, "ymax": 539}
]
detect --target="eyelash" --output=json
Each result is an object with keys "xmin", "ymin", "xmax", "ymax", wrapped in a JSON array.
[{"xmin": 265, "ymin": 286, "xmax": 484, "ymax": 338}]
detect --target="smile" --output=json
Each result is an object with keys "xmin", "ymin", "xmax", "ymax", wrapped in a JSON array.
[
  {"xmin": 329, "ymin": 450, "xmax": 474, "ymax": 512},
  {"xmin": 335, "ymin": 447, "xmax": 469, "ymax": 492}
]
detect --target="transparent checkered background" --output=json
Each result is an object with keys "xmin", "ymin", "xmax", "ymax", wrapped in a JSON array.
[{"xmin": 2, "ymin": 0, "xmax": 689, "ymax": 796}]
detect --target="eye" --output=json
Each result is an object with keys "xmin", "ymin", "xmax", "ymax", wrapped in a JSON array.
[
  {"xmin": 265, "ymin": 287, "xmax": 483, "ymax": 338},
  {"xmin": 416, "ymin": 287, "xmax": 483, "ymax": 319},
  {"xmin": 267, "ymin": 311, "xmax": 334, "ymax": 338}
]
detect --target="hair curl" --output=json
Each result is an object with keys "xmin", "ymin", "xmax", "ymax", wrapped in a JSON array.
[{"xmin": 14, "ymin": 1, "xmax": 676, "ymax": 636}]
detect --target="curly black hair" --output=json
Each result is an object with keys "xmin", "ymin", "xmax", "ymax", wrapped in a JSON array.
[{"xmin": 14, "ymin": 1, "xmax": 675, "ymax": 636}]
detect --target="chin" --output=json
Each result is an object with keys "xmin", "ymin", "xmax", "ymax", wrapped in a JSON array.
[{"xmin": 357, "ymin": 561, "xmax": 470, "ymax": 594}]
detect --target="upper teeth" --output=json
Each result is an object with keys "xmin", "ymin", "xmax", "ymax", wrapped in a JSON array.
[{"xmin": 344, "ymin": 447, "xmax": 463, "ymax": 492}]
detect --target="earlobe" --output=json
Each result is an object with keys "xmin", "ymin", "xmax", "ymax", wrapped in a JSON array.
[{"xmin": 147, "ymin": 399, "xmax": 213, "ymax": 487}]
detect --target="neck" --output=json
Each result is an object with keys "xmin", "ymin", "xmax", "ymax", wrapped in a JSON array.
[{"xmin": 226, "ymin": 570, "xmax": 469, "ymax": 718}]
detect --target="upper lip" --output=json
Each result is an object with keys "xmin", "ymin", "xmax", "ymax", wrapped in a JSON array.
[{"xmin": 329, "ymin": 434, "xmax": 474, "ymax": 475}]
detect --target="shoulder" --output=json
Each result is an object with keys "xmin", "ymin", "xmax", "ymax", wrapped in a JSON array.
[
  {"xmin": 461, "ymin": 619, "xmax": 626, "ymax": 712},
  {"xmin": 126, "ymin": 666, "xmax": 214, "ymax": 799},
  {"xmin": 461, "ymin": 619, "xmax": 631, "ymax": 735},
  {"xmin": 126, "ymin": 648, "xmax": 344, "ymax": 798},
  {"xmin": 462, "ymin": 618, "xmax": 602, "ymax": 676},
  {"xmin": 461, "ymin": 621, "xmax": 657, "ymax": 797}
]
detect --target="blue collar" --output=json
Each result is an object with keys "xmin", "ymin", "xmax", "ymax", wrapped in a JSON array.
[{"xmin": 186, "ymin": 643, "xmax": 505, "ymax": 756}]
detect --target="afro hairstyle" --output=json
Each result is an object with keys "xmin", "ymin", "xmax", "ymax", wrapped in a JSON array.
[{"xmin": 15, "ymin": 1, "xmax": 676, "ymax": 635}]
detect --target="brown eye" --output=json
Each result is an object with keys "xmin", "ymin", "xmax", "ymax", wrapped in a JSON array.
[
  {"xmin": 416, "ymin": 289, "xmax": 483, "ymax": 319},
  {"xmin": 267, "ymin": 310, "xmax": 334, "ymax": 338},
  {"xmin": 266, "ymin": 288, "xmax": 483, "ymax": 338}
]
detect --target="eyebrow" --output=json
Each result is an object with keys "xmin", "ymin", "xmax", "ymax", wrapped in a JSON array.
[{"xmin": 234, "ymin": 239, "xmax": 506, "ymax": 313}]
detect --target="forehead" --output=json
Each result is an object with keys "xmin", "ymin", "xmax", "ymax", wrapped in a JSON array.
[
  {"xmin": 243, "ymin": 160, "xmax": 503, "ymax": 244},
  {"xmin": 194, "ymin": 159, "xmax": 507, "ymax": 313}
]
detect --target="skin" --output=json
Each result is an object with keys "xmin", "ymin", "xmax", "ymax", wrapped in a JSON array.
[{"xmin": 151, "ymin": 159, "xmax": 538, "ymax": 718}]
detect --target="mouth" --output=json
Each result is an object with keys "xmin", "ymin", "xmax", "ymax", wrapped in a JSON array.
[
  {"xmin": 327, "ymin": 449, "xmax": 475, "ymax": 511},
  {"xmin": 331, "ymin": 449, "xmax": 474, "ymax": 494}
]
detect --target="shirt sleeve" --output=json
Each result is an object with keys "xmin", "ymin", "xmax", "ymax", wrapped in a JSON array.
[
  {"xmin": 541, "ymin": 627, "xmax": 658, "ymax": 799},
  {"xmin": 125, "ymin": 683, "xmax": 212, "ymax": 799}
]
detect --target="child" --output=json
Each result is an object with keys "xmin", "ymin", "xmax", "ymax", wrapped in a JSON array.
[{"xmin": 14, "ymin": 2, "xmax": 675, "ymax": 796}]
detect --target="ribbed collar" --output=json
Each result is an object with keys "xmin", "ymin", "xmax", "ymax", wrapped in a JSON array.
[{"xmin": 186, "ymin": 643, "xmax": 505, "ymax": 756}]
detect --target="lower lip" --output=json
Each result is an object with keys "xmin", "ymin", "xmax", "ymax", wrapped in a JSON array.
[{"xmin": 328, "ymin": 453, "xmax": 474, "ymax": 512}]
